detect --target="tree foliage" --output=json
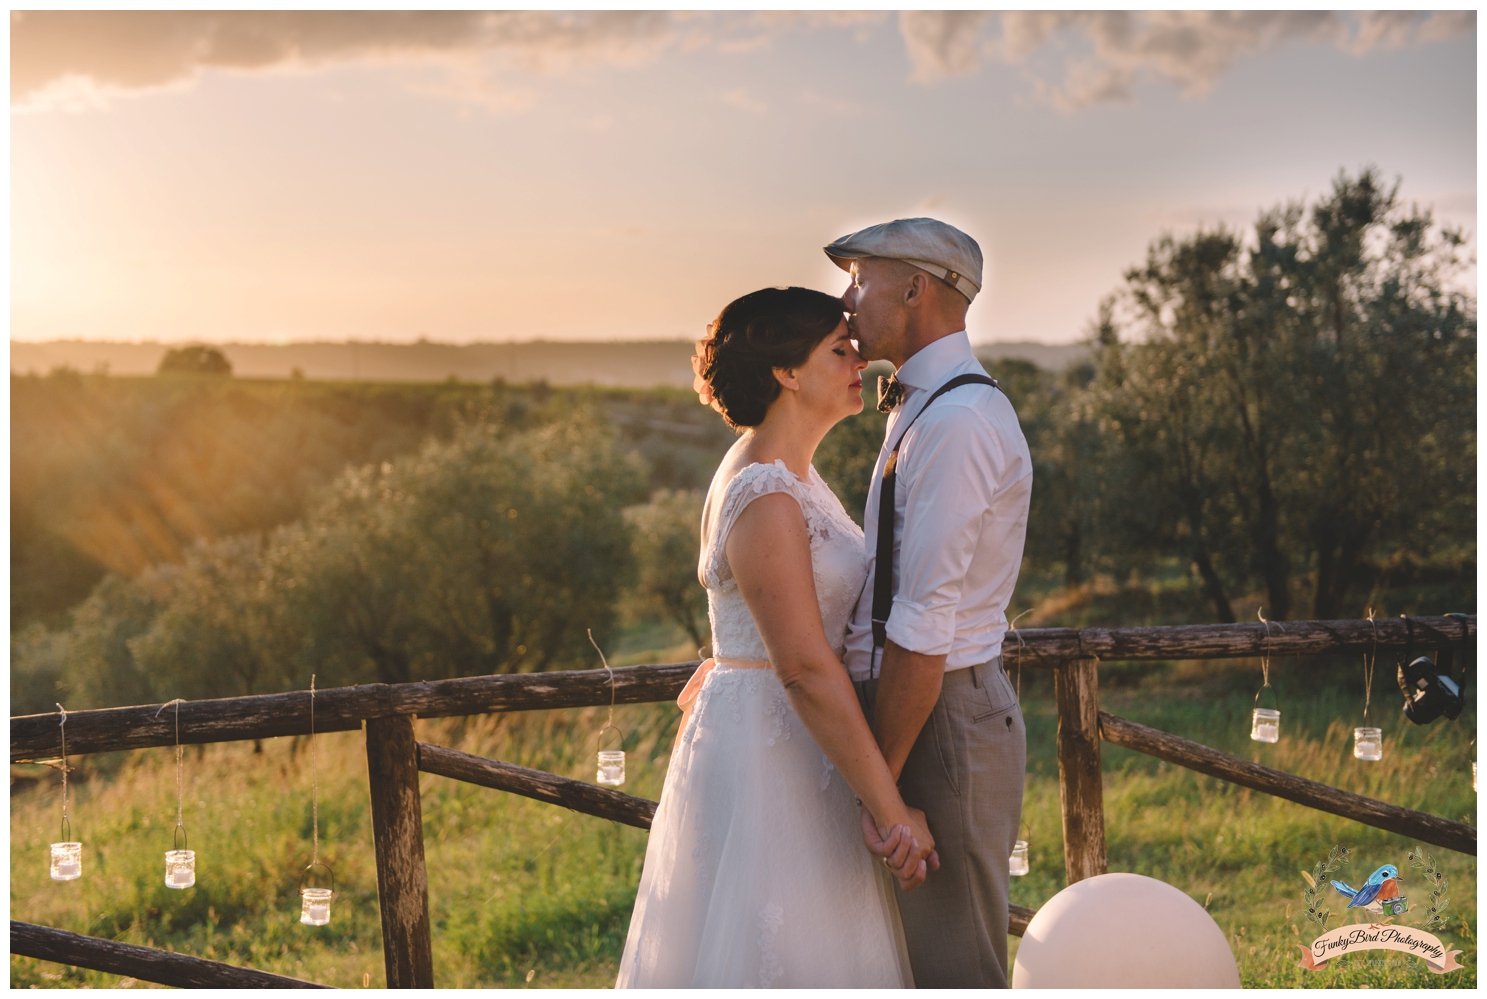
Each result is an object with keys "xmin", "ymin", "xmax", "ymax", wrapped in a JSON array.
[
  {"xmin": 157, "ymin": 345, "xmax": 233, "ymax": 376},
  {"xmin": 280, "ymin": 411, "xmax": 646, "ymax": 685},
  {"xmin": 13, "ymin": 410, "xmax": 647, "ymax": 709},
  {"xmin": 623, "ymin": 490, "xmax": 708, "ymax": 652},
  {"xmin": 9, "ymin": 373, "xmax": 487, "ymax": 626},
  {"xmin": 1080, "ymin": 168, "xmax": 1475, "ymax": 620}
]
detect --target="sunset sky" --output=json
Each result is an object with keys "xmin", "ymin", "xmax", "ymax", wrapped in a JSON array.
[{"xmin": 10, "ymin": 11, "xmax": 1477, "ymax": 346}]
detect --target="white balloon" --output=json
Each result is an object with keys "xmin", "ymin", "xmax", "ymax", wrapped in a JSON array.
[{"xmin": 1012, "ymin": 873, "xmax": 1240, "ymax": 988}]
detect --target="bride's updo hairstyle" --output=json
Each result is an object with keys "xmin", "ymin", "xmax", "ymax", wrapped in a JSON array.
[{"xmin": 696, "ymin": 286, "xmax": 845, "ymax": 430}]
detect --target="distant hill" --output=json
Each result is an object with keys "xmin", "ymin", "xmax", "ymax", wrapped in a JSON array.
[
  {"xmin": 11, "ymin": 337, "xmax": 1088, "ymax": 385},
  {"xmin": 973, "ymin": 340, "xmax": 1089, "ymax": 371}
]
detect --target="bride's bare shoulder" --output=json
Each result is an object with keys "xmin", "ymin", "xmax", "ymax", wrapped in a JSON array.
[{"xmin": 725, "ymin": 489, "xmax": 811, "ymax": 570}]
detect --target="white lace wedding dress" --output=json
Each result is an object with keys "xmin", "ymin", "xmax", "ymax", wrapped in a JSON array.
[{"xmin": 616, "ymin": 455, "xmax": 913, "ymax": 988}]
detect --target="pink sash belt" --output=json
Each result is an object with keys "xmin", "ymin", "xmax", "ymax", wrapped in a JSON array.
[{"xmin": 676, "ymin": 657, "xmax": 770, "ymax": 741}]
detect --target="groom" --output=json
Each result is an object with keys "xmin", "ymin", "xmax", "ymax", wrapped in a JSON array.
[{"xmin": 829, "ymin": 218, "xmax": 1031, "ymax": 988}]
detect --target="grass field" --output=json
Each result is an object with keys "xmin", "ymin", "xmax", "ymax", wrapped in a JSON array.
[{"xmin": 10, "ymin": 638, "xmax": 1477, "ymax": 988}]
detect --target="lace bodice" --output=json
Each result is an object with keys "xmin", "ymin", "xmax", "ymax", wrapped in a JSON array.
[{"xmin": 699, "ymin": 454, "xmax": 868, "ymax": 662}]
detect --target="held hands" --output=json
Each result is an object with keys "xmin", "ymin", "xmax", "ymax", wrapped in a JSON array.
[{"xmin": 860, "ymin": 806, "xmax": 940, "ymax": 891}]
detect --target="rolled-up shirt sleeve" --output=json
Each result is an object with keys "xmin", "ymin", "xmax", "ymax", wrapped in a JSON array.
[{"xmin": 883, "ymin": 405, "xmax": 1004, "ymax": 656}]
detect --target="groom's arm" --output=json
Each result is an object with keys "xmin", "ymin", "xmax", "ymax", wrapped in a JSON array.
[{"xmin": 874, "ymin": 640, "xmax": 946, "ymax": 780}]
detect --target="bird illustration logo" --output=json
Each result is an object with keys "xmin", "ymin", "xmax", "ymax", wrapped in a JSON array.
[{"xmin": 1331, "ymin": 864, "xmax": 1404, "ymax": 912}]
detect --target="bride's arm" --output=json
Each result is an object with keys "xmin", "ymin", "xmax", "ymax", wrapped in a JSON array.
[{"xmin": 725, "ymin": 492, "xmax": 936, "ymax": 878}]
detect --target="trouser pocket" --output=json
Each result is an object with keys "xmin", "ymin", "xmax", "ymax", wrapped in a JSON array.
[{"xmin": 970, "ymin": 662, "xmax": 1018, "ymax": 723}]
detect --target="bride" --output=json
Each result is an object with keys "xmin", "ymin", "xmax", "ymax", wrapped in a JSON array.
[{"xmin": 616, "ymin": 287, "xmax": 937, "ymax": 988}]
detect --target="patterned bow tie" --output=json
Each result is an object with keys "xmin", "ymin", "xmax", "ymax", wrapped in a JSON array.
[{"xmin": 877, "ymin": 374, "xmax": 904, "ymax": 413}]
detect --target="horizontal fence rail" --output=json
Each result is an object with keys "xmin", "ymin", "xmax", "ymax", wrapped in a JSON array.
[
  {"xmin": 10, "ymin": 662, "xmax": 703, "ymax": 762},
  {"xmin": 10, "ymin": 921, "xmax": 330, "ymax": 988},
  {"xmin": 1099, "ymin": 713, "xmax": 1476, "ymax": 856},
  {"xmin": 1001, "ymin": 614, "xmax": 1471, "ymax": 663},
  {"xmin": 417, "ymin": 743, "xmax": 658, "ymax": 829},
  {"xmin": 12, "ymin": 615, "xmax": 1471, "ymax": 761}
]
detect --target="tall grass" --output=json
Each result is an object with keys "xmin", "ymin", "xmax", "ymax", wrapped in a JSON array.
[{"xmin": 11, "ymin": 656, "xmax": 1476, "ymax": 988}]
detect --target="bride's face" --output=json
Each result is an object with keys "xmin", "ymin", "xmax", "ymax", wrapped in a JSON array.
[{"xmin": 782, "ymin": 318, "xmax": 867, "ymax": 422}]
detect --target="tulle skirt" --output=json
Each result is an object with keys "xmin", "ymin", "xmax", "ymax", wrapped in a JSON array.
[{"xmin": 616, "ymin": 664, "xmax": 912, "ymax": 988}]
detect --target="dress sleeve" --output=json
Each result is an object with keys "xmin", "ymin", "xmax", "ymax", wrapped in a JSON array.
[{"xmin": 701, "ymin": 461, "xmax": 811, "ymax": 588}]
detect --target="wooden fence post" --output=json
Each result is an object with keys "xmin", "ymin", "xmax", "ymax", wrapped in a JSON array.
[
  {"xmin": 365, "ymin": 715, "xmax": 434, "ymax": 988},
  {"xmin": 1054, "ymin": 658, "xmax": 1107, "ymax": 884}
]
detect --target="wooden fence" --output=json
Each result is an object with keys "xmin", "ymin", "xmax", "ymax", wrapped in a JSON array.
[{"xmin": 10, "ymin": 614, "xmax": 1475, "ymax": 987}]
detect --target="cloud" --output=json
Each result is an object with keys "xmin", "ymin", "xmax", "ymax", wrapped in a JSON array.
[
  {"xmin": 899, "ymin": 11, "xmax": 995, "ymax": 81},
  {"xmin": 897, "ymin": 10, "xmax": 1477, "ymax": 111},
  {"xmin": 11, "ymin": 10, "xmax": 893, "ymax": 113},
  {"xmin": 11, "ymin": 10, "xmax": 676, "ymax": 110},
  {"xmin": 17, "ymin": 10, "xmax": 1469, "ymax": 116}
]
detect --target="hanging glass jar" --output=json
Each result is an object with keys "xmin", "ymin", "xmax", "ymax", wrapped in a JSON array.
[
  {"xmin": 49, "ymin": 704, "xmax": 81, "ymax": 881},
  {"xmin": 597, "ymin": 730, "xmax": 626, "ymax": 787},
  {"xmin": 1009, "ymin": 839, "xmax": 1030, "ymax": 877},
  {"xmin": 297, "ymin": 675, "xmax": 337, "ymax": 927},
  {"xmin": 589, "ymin": 629, "xmax": 626, "ymax": 787},
  {"xmin": 1250, "ymin": 701, "xmax": 1280, "ymax": 744},
  {"xmin": 300, "ymin": 862, "xmax": 334, "ymax": 926},
  {"xmin": 159, "ymin": 698, "xmax": 196, "ymax": 887},
  {"xmin": 597, "ymin": 752, "xmax": 626, "ymax": 786},
  {"xmin": 165, "ymin": 827, "xmax": 196, "ymax": 889},
  {"xmin": 1352, "ymin": 612, "xmax": 1382, "ymax": 762},
  {"xmin": 1353, "ymin": 727, "xmax": 1383, "ymax": 761},
  {"xmin": 50, "ymin": 822, "xmax": 82, "ymax": 882}
]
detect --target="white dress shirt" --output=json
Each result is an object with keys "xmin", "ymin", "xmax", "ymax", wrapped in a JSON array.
[{"xmin": 843, "ymin": 331, "xmax": 1033, "ymax": 680}]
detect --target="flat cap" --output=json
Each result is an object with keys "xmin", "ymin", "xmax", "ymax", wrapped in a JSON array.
[{"xmin": 824, "ymin": 217, "xmax": 982, "ymax": 303}]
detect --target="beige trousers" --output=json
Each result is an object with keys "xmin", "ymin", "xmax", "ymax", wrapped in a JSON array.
[{"xmin": 856, "ymin": 658, "xmax": 1027, "ymax": 989}]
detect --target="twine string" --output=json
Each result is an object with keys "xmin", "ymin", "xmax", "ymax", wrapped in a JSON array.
[
  {"xmin": 588, "ymin": 629, "xmax": 620, "ymax": 747},
  {"xmin": 1008, "ymin": 608, "xmax": 1033, "ymax": 703},
  {"xmin": 1363, "ymin": 608, "xmax": 1379, "ymax": 726},
  {"xmin": 155, "ymin": 698, "xmax": 187, "ymax": 843},
  {"xmin": 297, "ymin": 675, "xmax": 332, "ymax": 896},
  {"xmin": 1254, "ymin": 609, "xmax": 1285, "ymax": 713},
  {"xmin": 310, "ymin": 675, "xmax": 319, "ymax": 867},
  {"xmin": 1257, "ymin": 608, "xmax": 1274, "ymax": 688},
  {"xmin": 56, "ymin": 704, "xmax": 70, "ymax": 841}
]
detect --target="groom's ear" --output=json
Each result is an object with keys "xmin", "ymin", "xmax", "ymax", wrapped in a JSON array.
[
  {"xmin": 772, "ymin": 366, "xmax": 800, "ymax": 392},
  {"xmin": 903, "ymin": 271, "xmax": 933, "ymax": 308}
]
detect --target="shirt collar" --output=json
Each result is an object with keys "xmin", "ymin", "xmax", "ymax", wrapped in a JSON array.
[{"xmin": 895, "ymin": 330, "xmax": 973, "ymax": 391}]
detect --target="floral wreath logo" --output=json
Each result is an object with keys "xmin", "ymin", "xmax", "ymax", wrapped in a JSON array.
[{"xmin": 1296, "ymin": 845, "xmax": 1464, "ymax": 974}]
